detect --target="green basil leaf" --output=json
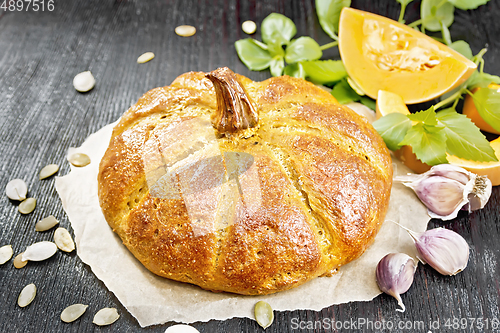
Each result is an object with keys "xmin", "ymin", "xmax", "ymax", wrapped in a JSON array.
[
  {"xmin": 266, "ymin": 43, "xmax": 284, "ymax": 57},
  {"xmin": 436, "ymin": 108, "xmax": 498, "ymax": 162},
  {"xmin": 372, "ymin": 113, "xmax": 412, "ymax": 151},
  {"xmin": 331, "ymin": 79, "xmax": 359, "ymax": 104},
  {"xmin": 467, "ymin": 71, "xmax": 500, "ymax": 89},
  {"xmin": 407, "ymin": 106, "xmax": 439, "ymax": 126},
  {"xmin": 359, "ymin": 96, "xmax": 376, "ymax": 111},
  {"xmin": 449, "ymin": 40, "xmax": 473, "ymax": 59},
  {"xmin": 270, "ymin": 57, "xmax": 285, "ymax": 77},
  {"xmin": 235, "ymin": 39, "xmax": 273, "ymax": 71},
  {"xmin": 285, "ymin": 37, "xmax": 323, "ymax": 63},
  {"xmin": 447, "ymin": 0, "xmax": 490, "ymax": 10},
  {"xmin": 472, "ymin": 87, "xmax": 500, "ymax": 132},
  {"xmin": 284, "ymin": 63, "xmax": 306, "ymax": 79},
  {"xmin": 315, "ymin": 0, "xmax": 351, "ymax": 39},
  {"xmin": 261, "ymin": 13, "xmax": 297, "ymax": 46},
  {"xmin": 399, "ymin": 123, "xmax": 448, "ymax": 165},
  {"xmin": 300, "ymin": 60, "xmax": 347, "ymax": 84},
  {"xmin": 421, "ymin": 0, "xmax": 454, "ymax": 32}
]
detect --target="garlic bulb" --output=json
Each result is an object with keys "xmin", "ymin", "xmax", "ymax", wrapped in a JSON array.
[
  {"xmin": 408, "ymin": 227, "xmax": 469, "ymax": 276},
  {"xmin": 376, "ymin": 253, "xmax": 416, "ymax": 312},
  {"xmin": 394, "ymin": 164, "xmax": 492, "ymax": 220}
]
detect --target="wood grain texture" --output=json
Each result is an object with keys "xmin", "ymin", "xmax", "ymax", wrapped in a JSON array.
[{"xmin": 0, "ymin": 0, "xmax": 498, "ymax": 332}]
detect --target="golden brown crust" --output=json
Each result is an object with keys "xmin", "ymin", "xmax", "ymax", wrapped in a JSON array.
[{"xmin": 98, "ymin": 69, "xmax": 392, "ymax": 295}]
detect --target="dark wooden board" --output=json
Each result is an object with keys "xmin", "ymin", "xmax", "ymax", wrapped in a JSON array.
[{"xmin": 0, "ymin": 0, "xmax": 499, "ymax": 332}]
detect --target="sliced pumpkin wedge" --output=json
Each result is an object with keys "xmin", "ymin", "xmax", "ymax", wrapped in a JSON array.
[{"xmin": 338, "ymin": 7, "xmax": 476, "ymax": 104}]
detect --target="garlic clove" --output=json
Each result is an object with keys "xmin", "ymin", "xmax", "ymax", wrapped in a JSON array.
[
  {"xmin": 417, "ymin": 176, "xmax": 468, "ymax": 219},
  {"xmin": 410, "ymin": 228, "xmax": 469, "ymax": 276},
  {"xmin": 424, "ymin": 163, "xmax": 471, "ymax": 185},
  {"xmin": 395, "ymin": 164, "xmax": 492, "ymax": 220},
  {"xmin": 376, "ymin": 253, "xmax": 415, "ymax": 312}
]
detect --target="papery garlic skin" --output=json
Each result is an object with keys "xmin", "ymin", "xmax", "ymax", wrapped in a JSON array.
[
  {"xmin": 466, "ymin": 175, "xmax": 492, "ymax": 212},
  {"xmin": 411, "ymin": 228, "xmax": 469, "ymax": 276},
  {"xmin": 376, "ymin": 253, "xmax": 416, "ymax": 312},
  {"xmin": 394, "ymin": 164, "xmax": 492, "ymax": 220}
]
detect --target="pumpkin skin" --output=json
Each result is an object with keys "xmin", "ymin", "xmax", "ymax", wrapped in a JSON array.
[
  {"xmin": 338, "ymin": 7, "xmax": 476, "ymax": 104},
  {"xmin": 97, "ymin": 68, "xmax": 393, "ymax": 295}
]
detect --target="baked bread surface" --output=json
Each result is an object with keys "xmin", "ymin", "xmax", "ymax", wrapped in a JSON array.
[{"xmin": 98, "ymin": 68, "xmax": 393, "ymax": 295}]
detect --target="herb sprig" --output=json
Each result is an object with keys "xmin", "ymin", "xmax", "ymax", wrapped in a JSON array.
[{"xmin": 234, "ymin": 0, "xmax": 500, "ymax": 166}]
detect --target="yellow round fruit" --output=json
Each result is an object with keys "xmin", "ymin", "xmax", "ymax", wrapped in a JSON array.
[
  {"xmin": 463, "ymin": 83, "xmax": 500, "ymax": 135},
  {"xmin": 338, "ymin": 7, "xmax": 477, "ymax": 104}
]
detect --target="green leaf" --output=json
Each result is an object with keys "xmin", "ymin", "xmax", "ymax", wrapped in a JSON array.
[
  {"xmin": 399, "ymin": 123, "xmax": 448, "ymax": 165},
  {"xmin": 285, "ymin": 37, "xmax": 322, "ymax": 63},
  {"xmin": 261, "ymin": 13, "xmax": 297, "ymax": 46},
  {"xmin": 270, "ymin": 57, "xmax": 285, "ymax": 77},
  {"xmin": 315, "ymin": 0, "xmax": 351, "ymax": 39},
  {"xmin": 436, "ymin": 108, "xmax": 498, "ymax": 162},
  {"xmin": 447, "ymin": 0, "xmax": 490, "ymax": 10},
  {"xmin": 284, "ymin": 63, "xmax": 306, "ymax": 79},
  {"xmin": 359, "ymin": 96, "xmax": 376, "ymax": 111},
  {"xmin": 267, "ymin": 43, "xmax": 285, "ymax": 57},
  {"xmin": 372, "ymin": 113, "xmax": 412, "ymax": 151},
  {"xmin": 396, "ymin": 0, "xmax": 413, "ymax": 5},
  {"xmin": 407, "ymin": 106, "xmax": 439, "ymax": 126},
  {"xmin": 449, "ymin": 40, "xmax": 473, "ymax": 59},
  {"xmin": 421, "ymin": 0, "xmax": 454, "ymax": 32},
  {"xmin": 472, "ymin": 87, "xmax": 500, "ymax": 132},
  {"xmin": 467, "ymin": 71, "xmax": 500, "ymax": 89},
  {"xmin": 300, "ymin": 60, "xmax": 347, "ymax": 84},
  {"xmin": 440, "ymin": 21, "xmax": 452, "ymax": 45},
  {"xmin": 331, "ymin": 79, "xmax": 359, "ymax": 104},
  {"xmin": 235, "ymin": 39, "xmax": 273, "ymax": 71}
]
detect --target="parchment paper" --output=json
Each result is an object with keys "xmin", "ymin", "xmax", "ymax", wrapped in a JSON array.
[{"xmin": 55, "ymin": 121, "xmax": 430, "ymax": 327}]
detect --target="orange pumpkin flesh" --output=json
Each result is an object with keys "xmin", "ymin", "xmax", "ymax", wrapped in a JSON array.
[{"xmin": 338, "ymin": 8, "xmax": 477, "ymax": 104}]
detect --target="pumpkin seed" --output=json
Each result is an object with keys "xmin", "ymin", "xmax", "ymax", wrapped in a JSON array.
[
  {"xmin": 39, "ymin": 164, "xmax": 59, "ymax": 180},
  {"xmin": 18, "ymin": 283, "xmax": 36, "ymax": 307},
  {"xmin": 68, "ymin": 153, "xmax": 90, "ymax": 167},
  {"xmin": 61, "ymin": 304, "xmax": 88, "ymax": 323},
  {"xmin": 18, "ymin": 198, "xmax": 36, "ymax": 214},
  {"xmin": 54, "ymin": 227, "xmax": 75, "ymax": 252},
  {"xmin": 175, "ymin": 25, "xmax": 196, "ymax": 37},
  {"xmin": 35, "ymin": 215, "xmax": 59, "ymax": 232},
  {"xmin": 137, "ymin": 52, "xmax": 155, "ymax": 64},
  {"xmin": 93, "ymin": 307, "xmax": 120, "ymax": 326},
  {"xmin": 254, "ymin": 301, "xmax": 274, "ymax": 329},
  {"xmin": 5, "ymin": 179, "xmax": 27, "ymax": 201},
  {"xmin": 73, "ymin": 71, "xmax": 96, "ymax": 93},
  {"xmin": 242, "ymin": 20, "xmax": 257, "ymax": 34},
  {"xmin": 165, "ymin": 324, "xmax": 201, "ymax": 333},
  {"xmin": 22, "ymin": 241, "xmax": 58, "ymax": 261},
  {"xmin": 0, "ymin": 245, "xmax": 13, "ymax": 265},
  {"xmin": 13, "ymin": 252, "xmax": 28, "ymax": 268}
]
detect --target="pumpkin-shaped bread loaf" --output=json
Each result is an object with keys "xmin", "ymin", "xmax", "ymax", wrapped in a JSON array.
[{"xmin": 98, "ymin": 67, "xmax": 393, "ymax": 295}]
